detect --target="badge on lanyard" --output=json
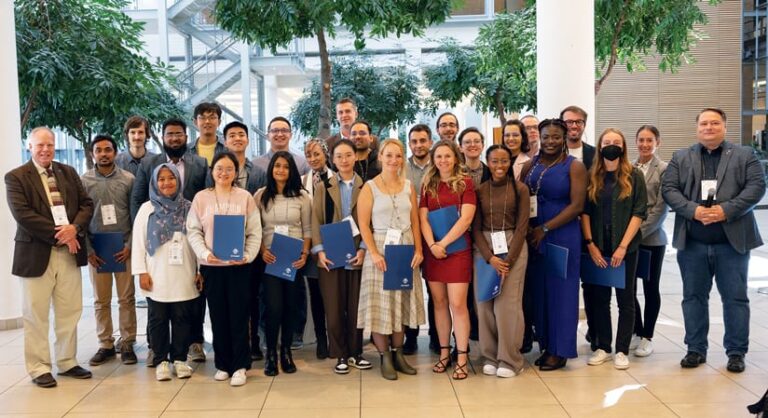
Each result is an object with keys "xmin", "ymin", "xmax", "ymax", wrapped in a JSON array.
[
  {"xmin": 274, "ymin": 224, "xmax": 290, "ymax": 236},
  {"xmin": 101, "ymin": 204, "xmax": 117, "ymax": 226},
  {"xmin": 169, "ymin": 232, "xmax": 183, "ymax": 265},
  {"xmin": 529, "ymin": 197, "xmax": 538, "ymax": 218},
  {"xmin": 343, "ymin": 215, "xmax": 360, "ymax": 237},
  {"xmin": 490, "ymin": 231, "xmax": 509, "ymax": 255},
  {"xmin": 51, "ymin": 205, "xmax": 69, "ymax": 226},
  {"xmin": 384, "ymin": 228, "xmax": 402, "ymax": 246}
]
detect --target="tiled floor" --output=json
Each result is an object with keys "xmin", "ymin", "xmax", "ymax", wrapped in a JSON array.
[{"xmin": 1, "ymin": 216, "xmax": 767, "ymax": 417}]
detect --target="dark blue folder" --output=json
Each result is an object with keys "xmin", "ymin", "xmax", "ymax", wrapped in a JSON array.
[
  {"xmin": 383, "ymin": 245, "xmax": 414, "ymax": 290},
  {"xmin": 213, "ymin": 215, "xmax": 245, "ymax": 261},
  {"xmin": 91, "ymin": 232, "xmax": 126, "ymax": 273},
  {"xmin": 545, "ymin": 243, "xmax": 569, "ymax": 280},
  {"xmin": 265, "ymin": 233, "xmax": 303, "ymax": 281},
  {"xmin": 636, "ymin": 249, "xmax": 652, "ymax": 281},
  {"xmin": 427, "ymin": 206, "xmax": 467, "ymax": 254},
  {"xmin": 580, "ymin": 253, "xmax": 626, "ymax": 289},
  {"xmin": 319, "ymin": 221, "xmax": 356, "ymax": 270},
  {"xmin": 475, "ymin": 253, "xmax": 502, "ymax": 302}
]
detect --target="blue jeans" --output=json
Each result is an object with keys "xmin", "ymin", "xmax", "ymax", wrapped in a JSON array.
[{"xmin": 677, "ymin": 239, "xmax": 750, "ymax": 356}]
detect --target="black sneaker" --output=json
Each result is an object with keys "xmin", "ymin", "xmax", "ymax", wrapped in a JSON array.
[
  {"xmin": 726, "ymin": 354, "xmax": 746, "ymax": 373},
  {"xmin": 334, "ymin": 358, "xmax": 350, "ymax": 374},
  {"xmin": 680, "ymin": 352, "xmax": 707, "ymax": 368},
  {"xmin": 89, "ymin": 348, "xmax": 116, "ymax": 366},
  {"xmin": 120, "ymin": 342, "xmax": 137, "ymax": 365},
  {"xmin": 347, "ymin": 355, "xmax": 372, "ymax": 370}
]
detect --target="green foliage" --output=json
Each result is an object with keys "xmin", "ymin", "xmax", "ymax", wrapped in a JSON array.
[
  {"xmin": 15, "ymin": 0, "xmax": 184, "ymax": 150},
  {"xmin": 290, "ymin": 59, "xmax": 421, "ymax": 138},
  {"xmin": 423, "ymin": 9, "xmax": 537, "ymax": 124}
]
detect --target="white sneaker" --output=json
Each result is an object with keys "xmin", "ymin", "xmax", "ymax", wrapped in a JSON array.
[
  {"xmin": 188, "ymin": 343, "xmax": 206, "ymax": 362},
  {"xmin": 614, "ymin": 352, "xmax": 630, "ymax": 370},
  {"xmin": 482, "ymin": 364, "xmax": 497, "ymax": 376},
  {"xmin": 634, "ymin": 338, "xmax": 654, "ymax": 357},
  {"xmin": 629, "ymin": 335, "xmax": 641, "ymax": 350},
  {"xmin": 174, "ymin": 361, "xmax": 193, "ymax": 379},
  {"xmin": 230, "ymin": 368, "xmax": 247, "ymax": 386},
  {"xmin": 496, "ymin": 367, "xmax": 517, "ymax": 378},
  {"xmin": 588, "ymin": 349, "xmax": 611, "ymax": 366},
  {"xmin": 214, "ymin": 370, "xmax": 229, "ymax": 381},
  {"xmin": 155, "ymin": 361, "xmax": 172, "ymax": 381}
]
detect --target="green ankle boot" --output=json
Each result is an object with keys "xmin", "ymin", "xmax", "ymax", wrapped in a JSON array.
[
  {"xmin": 392, "ymin": 347, "xmax": 417, "ymax": 375},
  {"xmin": 380, "ymin": 351, "xmax": 397, "ymax": 380}
]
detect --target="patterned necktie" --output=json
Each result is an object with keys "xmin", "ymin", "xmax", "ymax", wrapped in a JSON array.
[{"xmin": 45, "ymin": 168, "xmax": 64, "ymax": 206}]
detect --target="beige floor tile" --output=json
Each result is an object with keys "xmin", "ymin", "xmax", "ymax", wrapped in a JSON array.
[
  {"xmin": 66, "ymin": 412, "xmax": 162, "ymax": 418},
  {"xmin": 529, "ymin": 355, "xmax": 633, "ymax": 377},
  {"xmin": 360, "ymin": 374, "xmax": 456, "ymax": 407},
  {"xmin": 262, "ymin": 380, "xmax": 359, "ymax": 409},
  {"xmin": 563, "ymin": 403, "xmax": 678, "ymax": 418},
  {"xmin": 723, "ymin": 372, "xmax": 768, "ymax": 397},
  {"xmin": 0, "ymin": 364, "xmax": 29, "ymax": 391},
  {"xmin": 667, "ymin": 403, "xmax": 757, "ymax": 418},
  {"xmin": 639, "ymin": 374, "xmax": 758, "ymax": 404},
  {"xmin": 165, "ymin": 381, "xmax": 270, "ymax": 411},
  {"xmin": 69, "ymin": 383, "xmax": 181, "ymax": 413},
  {"xmin": 100, "ymin": 362, "xmax": 174, "ymax": 385},
  {"xmin": 362, "ymin": 406, "xmax": 464, "ymax": 418},
  {"xmin": 625, "ymin": 352, "xmax": 722, "ymax": 377},
  {"xmin": 0, "ymin": 383, "xmax": 96, "ymax": 415},
  {"xmin": 462, "ymin": 405, "xmax": 569, "ymax": 418},
  {"xmin": 453, "ymin": 374, "xmax": 559, "ymax": 406},
  {"xmin": 261, "ymin": 408, "xmax": 360, "ymax": 418},
  {"xmin": 542, "ymin": 375, "xmax": 658, "ymax": 405},
  {"xmin": 162, "ymin": 411, "xmax": 259, "ymax": 418}
]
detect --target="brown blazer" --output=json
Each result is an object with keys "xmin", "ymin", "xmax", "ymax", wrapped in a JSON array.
[
  {"xmin": 311, "ymin": 174, "xmax": 364, "ymax": 268},
  {"xmin": 5, "ymin": 160, "xmax": 94, "ymax": 277}
]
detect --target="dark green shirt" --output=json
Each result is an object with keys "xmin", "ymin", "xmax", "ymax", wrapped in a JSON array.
[{"xmin": 585, "ymin": 168, "xmax": 648, "ymax": 253}]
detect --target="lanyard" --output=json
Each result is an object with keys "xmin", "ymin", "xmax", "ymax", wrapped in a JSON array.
[
  {"xmin": 214, "ymin": 189, "xmax": 232, "ymax": 215},
  {"xmin": 489, "ymin": 180, "xmax": 510, "ymax": 233},
  {"xmin": 381, "ymin": 177, "xmax": 404, "ymax": 230}
]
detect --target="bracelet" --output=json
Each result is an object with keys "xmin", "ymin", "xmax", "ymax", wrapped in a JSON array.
[{"xmin": 429, "ymin": 243, "xmax": 437, "ymax": 248}]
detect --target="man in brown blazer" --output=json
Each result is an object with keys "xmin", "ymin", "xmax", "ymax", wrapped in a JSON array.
[{"xmin": 5, "ymin": 127, "xmax": 95, "ymax": 388}]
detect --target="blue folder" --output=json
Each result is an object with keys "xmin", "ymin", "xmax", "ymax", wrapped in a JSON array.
[
  {"xmin": 545, "ymin": 243, "xmax": 569, "ymax": 280},
  {"xmin": 474, "ymin": 253, "xmax": 502, "ymax": 302},
  {"xmin": 636, "ymin": 249, "xmax": 652, "ymax": 281},
  {"xmin": 265, "ymin": 233, "xmax": 303, "ymax": 281},
  {"xmin": 213, "ymin": 215, "xmax": 245, "ymax": 261},
  {"xmin": 319, "ymin": 221, "xmax": 356, "ymax": 270},
  {"xmin": 383, "ymin": 245, "xmax": 414, "ymax": 290},
  {"xmin": 91, "ymin": 232, "xmax": 126, "ymax": 273},
  {"xmin": 427, "ymin": 206, "xmax": 467, "ymax": 254},
  {"xmin": 580, "ymin": 253, "xmax": 626, "ymax": 289}
]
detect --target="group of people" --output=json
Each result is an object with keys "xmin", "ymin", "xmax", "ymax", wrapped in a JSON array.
[{"xmin": 5, "ymin": 99, "xmax": 764, "ymax": 389}]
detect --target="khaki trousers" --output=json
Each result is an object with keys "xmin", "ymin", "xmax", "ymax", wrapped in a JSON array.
[
  {"xmin": 20, "ymin": 246, "xmax": 83, "ymax": 379},
  {"xmin": 89, "ymin": 258, "xmax": 136, "ymax": 348},
  {"xmin": 475, "ymin": 230, "xmax": 528, "ymax": 372}
]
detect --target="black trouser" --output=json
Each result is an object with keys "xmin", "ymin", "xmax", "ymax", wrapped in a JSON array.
[
  {"xmin": 249, "ymin": 259, "xmax": 265, "ymax": 352},
  {"xmin": 263, "ymin": 273, "xmax": 304, "ymax": 350},
  {"xmin": 634, "ymin": 245, "xmax": 665, "ymax": 339},
  {"xmin": 584, "ymin": 250, "xmax": 639, "ymax": 355},
  {"xmin": 295, "ymin": 276, "xmax": 327, "ymax": 342},
  {"xmin": 201, "ymin": 264, "xmax": 251, "ymax": 375},
  {"xmin": 147, "ymin": 297, "xmax": 195, "ymax": 366},
  {"xmin": 190, "ymin": 294, "xmax": 206, "ymax": 344}
]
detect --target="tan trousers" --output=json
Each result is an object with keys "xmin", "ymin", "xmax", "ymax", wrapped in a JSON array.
[
  {"xmin": 89, "ymin": 258, "xmax": 136, "ymax": 348},
  {"xmin": 20, "ymin": 246, "xmax": 83, "ymax": 379},
  {"xmin": 475, "ymin": 230, "xmax": 528, "ymax": 372}
]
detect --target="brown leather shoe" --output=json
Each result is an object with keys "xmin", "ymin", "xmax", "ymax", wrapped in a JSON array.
[
  {"xmin": 32, "ymin": 373, "xmax": 57, "ymax": 388},
  {"xmin": 57, "ymin": 365, "xmax": 92, "ymax": 379},
  {"xmin": 539, "ymin": 355, "xmax": 567, "ymax": 371}
]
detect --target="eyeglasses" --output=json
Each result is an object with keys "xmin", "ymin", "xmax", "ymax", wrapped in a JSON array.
[
  {"xmin": 438, "ymin": 123, "xmax": 458, "ymax": 129},
  {"xmin": 524, "ymin": 126, "xmax": 538, "ymax": 132},
  {"xmin": 164, "ymin": 132, "xmax": 185, "ymax": 138},
  {"xmin": 564, "ymin": 120, "xmax": 585, "ymax": 127},
  {"xmin": 269, "ymin": 128, "xmax": 291, "ymax": 135},
  {"xmin": 196, "ymin": 115, "xmax": 219, "ymax": 122},
  {"xmin": 214, "ymin": 167, "xmax": 235, "ymax": 174}
]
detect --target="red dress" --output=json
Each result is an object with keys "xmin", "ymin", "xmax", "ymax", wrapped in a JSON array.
[{"xmin": 419, "ymin": 178, "xmax": 476, "ymax": 283}]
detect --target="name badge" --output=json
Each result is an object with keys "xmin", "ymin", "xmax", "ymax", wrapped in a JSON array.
[
  {"xmin": 51, "ymin": 205, "xmax": 69, "ymax": 226},
  {"xmin": 169, "ymin": 232, "xmax": 183, "ymax": 265},
  {"xmin": 529, "ymin": 197, "xmax": 538, "ymax": 218},
  {"xmin": 101, "ymin": 204, "xmax": 117, "ymax": 226},
  {"xmin": 491, "ymin": 231, "xmax": 509, "ymax": 255},
  {"xmin": 384, "ymin": 228, "xmax": 402, "ymax": 246},
  {"xmin": 701, "ymin": 180, "xmax": 717, "ymax": 201},
  {"xmin": 343, "ymin": 215, "xmax": 361, "ymax": 237},
  {"xmin": 274, "ymin": 224, "xmax": 290, "ymax": 236}
]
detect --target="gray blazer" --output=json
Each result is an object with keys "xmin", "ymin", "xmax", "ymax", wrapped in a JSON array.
[
  {"xmin": 130, "ymin": 152, "xmax": 208, "ymax": 221},
  {"xmin": 661, "ymin": 141, "xmax": 766, "ymax": 254},
  {"xmin": 637, "ymin": 155, "xmax": 669, "ymax": 246}
]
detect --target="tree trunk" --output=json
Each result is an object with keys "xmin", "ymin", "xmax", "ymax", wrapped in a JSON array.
[
  {"xmin": 316, "ymin": 26, "xmax": 332, "ymax": 139},
  {"xmin": 595, "ymin": 0, "xmax": 632, "ymax": 95},
  {"xmin": 20, "ymin": 89, "xmax": 38, "ymax": 130},
  {"xmin": 494, "ymin": 89, "xmax": 507, "ymax": 126}
]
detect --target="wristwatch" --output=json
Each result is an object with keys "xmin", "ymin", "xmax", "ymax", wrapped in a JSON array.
[
  {"xmin": 584, "ymin": 238, "xmax": 593, "ymax": 246},
  {"xmin": 541, "ymin": 224, "xmax": 550, "ymax": 234}
]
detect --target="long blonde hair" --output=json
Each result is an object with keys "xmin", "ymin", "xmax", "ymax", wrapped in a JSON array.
[
  {"xmin": 423, "ymin": 140, "xmax": 468, "ymax": 199},
  {"xmin": 377, "ymin": 138, "xmax": 406, "ymax": 179},
  {"xmin": 588, "ymin": 128, "xmax": 634, "ymax": 203}
]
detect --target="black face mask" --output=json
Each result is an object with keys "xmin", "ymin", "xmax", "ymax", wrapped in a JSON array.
[
  {"xmin": 601, "ymin": 145, "xmax": 623, "ymax": 161},
  {"xmin": 164, "ymin": 143, "xmax": 188, "ymax": 159}
]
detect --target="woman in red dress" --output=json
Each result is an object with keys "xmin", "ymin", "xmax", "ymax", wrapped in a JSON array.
[{"xmin": 419, "ymin": 140, "xmax": 477, "ymax": 380}]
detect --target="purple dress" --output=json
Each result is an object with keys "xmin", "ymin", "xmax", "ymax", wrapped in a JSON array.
[{"xmin": 524, "ymin": 155, "xmax": 581, "ymax": 358}]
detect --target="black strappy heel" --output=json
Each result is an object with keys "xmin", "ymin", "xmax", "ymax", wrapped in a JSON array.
[{"xmin": 432, "ymin": 346, "xmax": 452, "ymax": 373}]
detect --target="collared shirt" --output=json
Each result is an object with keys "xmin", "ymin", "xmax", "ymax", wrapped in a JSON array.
[
  {"xmin": 407, "ymin": 156, "xmax": 430, "ymax": 199},
  {"xmin": 32, "ymin": 159, "xmax": 55, "ymax": 206},
  {"xmin": 188, "ymin": 137, "xmax": 226, "ymax": 167},
  {"xmin": 253, "ymin": 148, "xmax": 311, "ymax": 176},
  {"xmin": 338, "ymin": 175, "xmax": 354, "ymax": 219},
  {"xmin": 81, "ymin": 166, "xmax": 135, "ymax": 247},
  {"xmin": 636, "ymin": 161, "xmax": 650, "ymax": 177},
  {"xmin": 466, "ymin": 162, "xmax": 485, "ymax": 188},
  {"xmin": 166, "ymin": 155, "xmax": 186, "ymax": 191},
  {"xmin": 116, "ymin": 150, "xmax": 156, "ymax": 176}
]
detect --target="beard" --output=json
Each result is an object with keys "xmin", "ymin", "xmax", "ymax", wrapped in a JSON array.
[{"xmin": 164, "ymin": 143, "xmax": 188, "ymax": 159}]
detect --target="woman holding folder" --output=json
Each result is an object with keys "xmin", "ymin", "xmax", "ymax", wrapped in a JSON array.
[
  {"xmin": 187, "ymin": 152, "xmax": 262, "ymax": 386},
  {"xmin": 472, "ymin": 144, "xmax": 530, "ymax": 377},
  {"xmin": 254, "ymin": 151, "xmax": 312, "ymax": 376},
  {"xmin": 521, "ymin": 119, "xmax": 586, "ymax": 371},
  {"xmin": 357, "ymin": 138, "xmax": 425, "ymax": 380},
  {"xmin": 419, "ymin": 140, "xmax": 477, "ymax": 380},
  {"xmin": 311, "ymin": 139, "xmax": 371, "ymax": 374},
  {"xmin": 581, "ymin": 128, "xmax": 647, "ymax": 370},
  {"xmin": 132, "ymin": 164, "xmax": 198, "ymax": 381}
]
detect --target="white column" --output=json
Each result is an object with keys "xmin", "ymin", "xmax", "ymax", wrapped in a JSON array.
[
  {"xmin": 0, "ymin": 3, "xmax": 24, "ymax": 328},
  {"xmin": 263, "ymin": 76, "xmax": 279, "ymax": 128},
  {"xmin": 536, "ymin": 0, "xmax": 595, "ymax": 144},
  {"xmin": 156, "ymin": 0, "xmax": 169, "ymax": 64},
  {"xmin": 240, "ymin": 42, "xmax": 254, "ymax": 156}
]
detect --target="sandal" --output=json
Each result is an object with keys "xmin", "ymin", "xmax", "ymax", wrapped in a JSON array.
[
  {"xmin": 452, "ymin": 350, "xmax": 471, "ymax": 380},
  {"xmin": 432, "ymin": 346, "xmax": 452, "ymax": 373}
]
